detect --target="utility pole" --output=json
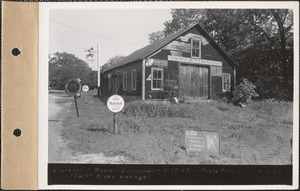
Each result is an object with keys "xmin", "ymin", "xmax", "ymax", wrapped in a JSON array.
[{"xmin": 97, "ymin": 43, "xmax": 101, "ymax": 98}]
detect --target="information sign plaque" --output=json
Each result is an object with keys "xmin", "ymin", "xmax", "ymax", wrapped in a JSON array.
[{"xmin": 185, "ymin": 130, "xmax": 220, "ymax": 155}]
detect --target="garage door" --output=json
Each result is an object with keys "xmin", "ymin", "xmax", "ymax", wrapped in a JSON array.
[{"xmin": 179, "ymin": 64, "xmax": 209, "ymax": 98}]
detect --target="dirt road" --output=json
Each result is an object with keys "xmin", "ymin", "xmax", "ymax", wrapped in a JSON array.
[
  {"xmin": 48, "ymin": 92, "xmax": 126, "ymax": 163},
  {"xmin": 48, "ymin": 92, "xmax": 74, "ymax": 163}
]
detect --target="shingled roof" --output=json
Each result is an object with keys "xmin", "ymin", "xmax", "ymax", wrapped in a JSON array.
[{"xmin": 104, "ymin": 23, "xmax": 236, "ymax": 72}]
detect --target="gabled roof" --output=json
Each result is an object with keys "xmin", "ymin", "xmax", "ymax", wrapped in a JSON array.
[{"xmin": 104, "ymin": 23, "xmax": 236, "ymax": 72}]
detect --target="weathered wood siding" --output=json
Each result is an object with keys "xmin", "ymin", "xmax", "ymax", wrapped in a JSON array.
[
  {"xmin": 145, "ymin": 50, "xmax": 177, "ymax": 99},
  {"xmin": 104, "ymin": 27, "xmax": 234, "ymax": 100},
  {"xmin": 104, "ymin": 60, "xmax": 143, "ymax": 96},
  {"xmin": 145, "ymin": 27, "xmax": 234, "ymax": 99},
  {"xmin": 179, "ymin": 64, "xmax": 209, "ymax": 98}
]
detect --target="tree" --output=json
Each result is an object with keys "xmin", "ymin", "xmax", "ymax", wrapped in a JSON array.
[
  {"xmin": 49, "ymin": 52, "xmax": 97, "ymax": 90},
  {"xmin": 102, "ymin": 55, "xmax": 124, "ymax": 70},
  {"xmin": 148, "ymin": 9, "xmax": 294, "ymax": 100},
  {"xmin": 148, "ymin": 31, "xmax": 165, "ymax": 43}
]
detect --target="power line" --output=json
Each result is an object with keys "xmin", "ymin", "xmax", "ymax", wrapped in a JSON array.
[{"xmin": 50, "ymin": 19, "xmax": 144, "ymax": 46}]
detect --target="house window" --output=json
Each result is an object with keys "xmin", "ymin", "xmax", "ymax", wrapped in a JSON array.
[
  {"xmin": 131, "ymin": 69, "xmax": 137, "ymax": 91},
  {"xmin": 191, "ymin": 39, "xmax": 201, "ymax": 58},
  {"xmin": 222, "ymin": 73, "xmax": 231, "ymax": 91},
  {"xmin": 108, "ymin": 76, "xmax": 111, "ymax": 91},
  {"xmin": 151, "ymin": 67, "xmax": 164, "ymax": 90},
  {"xmin": 123, "ymin": 71, "xmax": 127, "ymax": 91},
  {"xmin": 115, "ymin": 73, "xmax": 119, "ymax": 93}
]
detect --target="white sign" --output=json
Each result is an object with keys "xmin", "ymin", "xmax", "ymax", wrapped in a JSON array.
[
  {"xmin": 168, "ymin": 55, "xmax": 222, "ymax": 66},
  {"xmin": 85, "ymin": 48, "xmax": 96, "ymax": 61},
  {"xmin": 107, "ymin": 95, "xmax": 125, "ymax": 113},
  {"xmin": 82, "ymin": 85, "xmax": 89, "ymax": 92},
  {"xmin": 145, "ymin": 59, "xmax": 154, "ymax": 67},
  {"xmin": 153, "ymin": 59, "xmax": 168, "ymax": 67},
  {"xmin": 146, "ymin": 58, "xmax": 168, "ymax": 67}
]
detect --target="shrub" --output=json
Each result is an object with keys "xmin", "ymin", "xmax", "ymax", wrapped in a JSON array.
[
  {"xmin": 123, "ymin": 101, "xmax": 195, "ymax": 118},
  {"xmin": 233, "ymin": 78, "xmax": 259, "ymax": 105}
]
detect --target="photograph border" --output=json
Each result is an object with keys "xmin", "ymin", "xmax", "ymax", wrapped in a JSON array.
[{"xmin": 39, "ymin": 1, "xmax": 299, "ymax": 189}]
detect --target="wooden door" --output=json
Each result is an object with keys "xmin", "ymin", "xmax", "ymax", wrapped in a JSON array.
[{"xmin": 179, "ymin": 64, "xmax": 209, "ymax": 99}]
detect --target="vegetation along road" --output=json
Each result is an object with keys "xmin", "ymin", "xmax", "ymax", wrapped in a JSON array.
[{"xmin": 48, "ymin": 90, "xmax": 293, "ymax": 164}]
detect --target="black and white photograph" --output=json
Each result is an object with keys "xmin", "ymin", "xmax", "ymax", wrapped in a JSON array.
[{"xmin": 39, "ymin": 2, "xmax": 298, "ymax": 188}]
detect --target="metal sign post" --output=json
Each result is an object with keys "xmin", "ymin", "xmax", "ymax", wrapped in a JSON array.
[
  {"xmin": 97, "ymin": 43, "xmax": 101, "ymax": 98},
  {"xmin": 107, "ymin": 95, "xmax": 125, "ymax": 135},
  {"xmin": 113, "ymin": 113, "xmax": 118, "ymax": 135},
  {"xmin": 65, "ymin": 80, "xmax": 82, "ymax": 118},
  {"xmin": 74, "ymin": 95, "xmax": 80, "ymax": 117}
]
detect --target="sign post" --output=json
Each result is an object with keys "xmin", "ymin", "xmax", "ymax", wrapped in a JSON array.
[
  {"xmin": 113, "ymin": 113, "xmax": 118, "ymax": 135},
  {"xmin": 65, "ymin": 80, "xmax": 82, "ymax": 118},
  {"xmin": 97, "ymin": 43, "xmax": 101, "ymax": 98},
  {"xmin": 82, "ymin": 85, "xmax": 89, "ymax": 104},
  {"xmin": 84, "ymin": 44, "xmax": 101, "ymax": 98},
  {"xmin": 107, "ymin": 95, "xmax": 125, "ymax": 135}
]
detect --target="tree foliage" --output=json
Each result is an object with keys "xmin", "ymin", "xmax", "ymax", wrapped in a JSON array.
[
  {"xmin": 49, "ymin": 52, "xmax": 97, "ymax": 90},
  {"xmin": 149, "ymin": 9, "xmax": 293, "ymax": 100},
  {"xmin": 148, "ymin": 31, "xmax": 165, "ymax": 43},
  {"xmin": 102, "ymin": 55, "xmax": 124, "ymax": 70}
]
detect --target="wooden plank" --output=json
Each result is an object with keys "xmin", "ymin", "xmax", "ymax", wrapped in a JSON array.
[
  {"xmin": 180, "ymin": 33, "xmax": 209, "ymax": 45},
  {"xmin": 211, "ymin": 66, "xmax": 222, "ymax": 76},
  {"xmin": 168, "ymin": 55, "xmax": 222, "ymax": 67},
  {"xmin": 179, "ymin": 64, "xmax": 209, "ymax": 99},
  {"xmin": 163, "ymin": 40, "xmax": 191, "ymax": 53},
  {"xmin": 170, "ymin": 50, "xmax": 182, "ymax": 57}
]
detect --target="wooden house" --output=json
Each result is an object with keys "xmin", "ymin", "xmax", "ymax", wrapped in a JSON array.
[{"xmin": 103, "ymin": 23, "xmax": 236, "ymax": 100}]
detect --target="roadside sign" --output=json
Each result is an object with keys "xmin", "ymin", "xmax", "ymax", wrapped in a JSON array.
[
  {"xmin": 82, "ymin": 85, "xmax": 89, "ymax": 104},
  {"xmin": 65, "ymin": 80, "xmax": 81, "ymax": 96},
  {"xmin": 107, "ymin": 95, "xmax": 125, "ymax": 134},
  {"xmin": 107, "ymin": 95, "xmax": 125, "ymax": 113},
  {"xmin": 65, "ymin": 80, "xmax": 81, "ymax": 117},
  {"xmin": 82, "ymin": 85, "xmax": 89, "ymax": 92},
  {"xmin": 185, "ymin": 129, "xmax": 220, "ymax": 155}
]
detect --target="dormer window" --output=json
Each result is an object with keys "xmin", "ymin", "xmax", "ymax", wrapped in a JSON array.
[{"xmin": 191, "ymin": 39, "xmax": 200, "ymax": 58}]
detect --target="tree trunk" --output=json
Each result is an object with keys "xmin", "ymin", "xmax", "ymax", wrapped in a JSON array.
[{"xmin": 272, "ymin": 10, "xmax": 290, "ymax": 87}]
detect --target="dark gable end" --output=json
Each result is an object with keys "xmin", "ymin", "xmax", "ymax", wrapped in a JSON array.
[
  {"xmin": 104, "ymin": 23, "xmax": 236, "ymax": 73},
  {"xmin": 193, "ymin": 24, "xmax": 236, "ymax": 68}
]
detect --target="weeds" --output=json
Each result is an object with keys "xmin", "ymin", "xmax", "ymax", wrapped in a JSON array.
[
  {"xmin": 123, "ymin": 101, "xmax": 196, "ymax": 118},
  {"xmin": 57, "ymin": 93, "xmax": 293, "ymax": 165}
]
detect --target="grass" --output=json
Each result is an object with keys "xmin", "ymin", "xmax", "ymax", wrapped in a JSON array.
[{"xmin": 59, "ymin": 91, "xmax": 293, "ymax": 164}]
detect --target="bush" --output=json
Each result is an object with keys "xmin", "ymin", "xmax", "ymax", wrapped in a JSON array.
[
  {"xmin": 123, "ymin": 101, "xmax": 195, "ymax": 118},
  {"xmin": 148, "ymin": 90, "xmax": 177, "ymax": 100},
  {"xmin": 233, "ymin": 78, "xmax": 259, "ymax": 105}
]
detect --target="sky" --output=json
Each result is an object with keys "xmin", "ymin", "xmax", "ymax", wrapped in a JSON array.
[{"xmin": 49, "ymin": 9, "xmax": 172, "ymax": 68}]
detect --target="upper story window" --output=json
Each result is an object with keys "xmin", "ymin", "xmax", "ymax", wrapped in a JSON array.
[
  {"xmin": 131, "ymin": 69, "xmax": 137, "ymax": 91},
  {"xmin": 123, "ymin": 71, "xmax": 127, "ymax": 91},
  {"xmin": 222, "ymin": 73, "xmax": 231, "ymax": 91},
  {"xmin": 151, "ymin": 67, "xmax": 164, "ymax": 90},
  {"xmin": 191, "ymin": 39, "xmax": 201, "ymax": 58}
]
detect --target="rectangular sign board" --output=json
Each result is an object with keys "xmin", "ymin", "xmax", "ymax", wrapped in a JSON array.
[
  {"xmin": 185, "ymin": 130, "xmax": 220, "ymax": 155},
  {"xmin": 153, "ymin": 58, "xmax": 168, "ymax": 67},
  {"xmin": 168, "ymin": 55, "xmax": 222, "ymax": 66}
]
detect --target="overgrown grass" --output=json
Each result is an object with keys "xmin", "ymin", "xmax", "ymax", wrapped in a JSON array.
[
  {"xmin": 59, "ymin": 92, "xmax": 293, "ymax": 164},
  {"xmin": 123, "ymin": 101, "xmax": 196, "ymax": 118}
]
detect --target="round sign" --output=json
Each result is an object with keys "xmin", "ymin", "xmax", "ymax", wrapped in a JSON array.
[
  {"xmin": 65, "ymin": 80, "xmax": 81, "ymax": 96},
  {"xmin": 107, "ymin": 95, "xmax": 125, "ymax": 113},
  {"xmin": 145, "ymin": 58, "xmax": 154, "ymax": 67},
  {"xmin": 82, "ymin": 85, "xmax": 89, "ymax": 92}
]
